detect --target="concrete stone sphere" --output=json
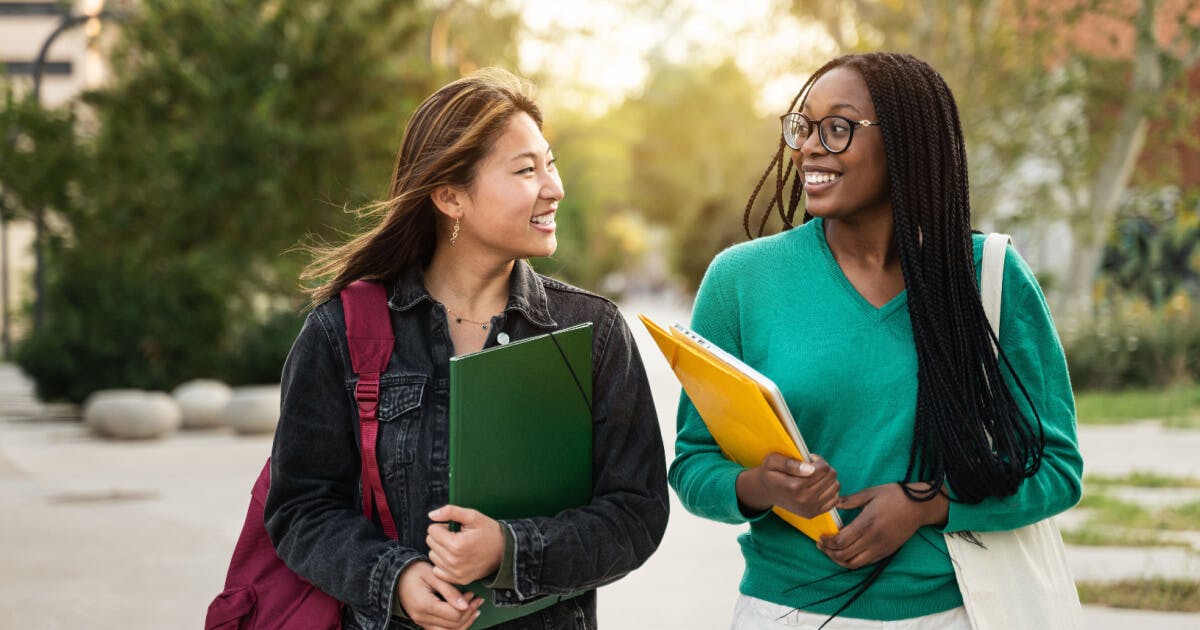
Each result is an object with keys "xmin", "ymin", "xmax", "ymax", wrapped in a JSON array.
[
  {"xmin": 84, "ymin": 390, "xmax": 183, "ymax": 440},
  {"xmin": 172, "ymin": 379, "xmax": 233, "ymax": 429},
  {"xmin": 223, "ymin": 385, "xmax": 281, "ymax": 435},
  {"xmin": 83, "ymin": 389, "xmax": 142, "ymax": 436}
]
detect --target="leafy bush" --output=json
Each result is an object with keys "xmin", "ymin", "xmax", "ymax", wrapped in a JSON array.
[
  {"xmin": 218, "ymin": 306, "xmax": 305, "ymax": 386},
  {"xmin": 13, "ymin": 248, "xmax": 310, "ymax": 402},
  {"xmin": 1101, "ymin": 187, "xmax": 1200, "ymax": 305},
  {"xmin": 1063, "ymin": 292, "xmax": 1200, "ymax": 389},
  {"xmin": 15, "ymin": 253, "xmax": 227, "ymax": 403}
]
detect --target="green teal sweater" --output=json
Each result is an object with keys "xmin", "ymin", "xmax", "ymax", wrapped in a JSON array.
[{"xmin": 668, "ymin": 218, "xmax": 1083, "ymax": 620}]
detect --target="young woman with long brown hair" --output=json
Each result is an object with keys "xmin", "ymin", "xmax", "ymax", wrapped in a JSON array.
[{"xmin": 266, "ymin": 69, "xmax": 669, "ymax": 630}]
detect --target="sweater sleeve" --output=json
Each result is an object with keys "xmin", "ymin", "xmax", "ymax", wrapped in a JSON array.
[
  {"xmin": 668, "ymin": 252, "xmax": 768, "ymax": 525},
  {"xmin": 945, "ymin": 246, "xmax": 1084, "ymax": 532}
]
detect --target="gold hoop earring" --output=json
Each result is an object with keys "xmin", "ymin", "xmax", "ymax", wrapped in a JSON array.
[{"xmin": 450, "ymin": 217, "xmax": 461, "ymax": 244}]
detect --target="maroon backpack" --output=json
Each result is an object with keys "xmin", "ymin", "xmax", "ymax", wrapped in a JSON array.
[{"xmin": 205, "ymin": 281, "xmax": 399, "ymax": 630}]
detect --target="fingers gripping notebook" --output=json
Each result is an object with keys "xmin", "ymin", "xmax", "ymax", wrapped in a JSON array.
[{"xmin": 639, "ymin": 314, "xmax": 841, "ymax": 541}]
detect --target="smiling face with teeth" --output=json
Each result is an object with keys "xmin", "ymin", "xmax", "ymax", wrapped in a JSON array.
[
  {"xmin": 792, "ymin": 67, "xmax": 890, "ymax": 225},
  {"xmin": 436, "ymin": 112, "xmax": 564, "ymax": 263}
]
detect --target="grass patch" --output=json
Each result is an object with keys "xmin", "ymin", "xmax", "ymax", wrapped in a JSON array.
[
  {"xmin": 1060, "ymin": 489, "xmax": 1200, "ymax": 542},
  {"xmin": 1071, "ymin": 493, "xmax": 1200, "ymax": 534},
  {"xmin": 1074, "ymin": 383, "xmax": 1200, "ymax": 427},
  {"xmin": 1061, "ymin": 528, "xmax": 1186, "ymax": 548},
  {"xmin": 1085, "ymin": 471, "xmax": 1200, "ymax": 488},
  {"xmin": 1077, "ymin": 579, "xmax": 1200, "ymax": 612},
  {"xmin": 1163, "ymin": 501, "xmax": 1200, "ymax": 529},
  {"xmin": 1076, "ymin": 493, "xmax": 1147, "ymax": 521}
]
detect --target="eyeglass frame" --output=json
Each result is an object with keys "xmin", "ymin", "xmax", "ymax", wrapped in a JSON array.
[{"xmin": 778, "ymin": 112, "xmax": 882, "ymax": 154}]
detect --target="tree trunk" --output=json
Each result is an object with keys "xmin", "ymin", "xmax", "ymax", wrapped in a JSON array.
[
  {"xmin": 1059, "ymin": 108, "xmax": 1150, "ymax": 318},
  {"xmin": 1057, "ymin": 0, "xmax": 1161, "ymax": 319}
]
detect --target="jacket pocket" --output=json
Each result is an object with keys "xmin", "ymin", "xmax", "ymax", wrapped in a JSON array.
[{"xmin": 376, "ymin": 374, "xmax": 426, "ymax": 466}]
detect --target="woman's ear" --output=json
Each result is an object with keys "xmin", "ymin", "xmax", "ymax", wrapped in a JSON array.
[{"xmin": 430, "ymin": 185, "xmax": 465, "ymax": 219}]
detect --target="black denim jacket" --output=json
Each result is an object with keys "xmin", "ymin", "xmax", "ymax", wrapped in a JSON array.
[{"xmin": 264, "ymin": 261, "xmax": 669, "ymax": 630}]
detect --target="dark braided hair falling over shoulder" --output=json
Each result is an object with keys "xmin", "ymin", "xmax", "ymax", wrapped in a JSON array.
[{"xmin": 745, "ymin": 52, "xmax": 1045, "ymax": 504}]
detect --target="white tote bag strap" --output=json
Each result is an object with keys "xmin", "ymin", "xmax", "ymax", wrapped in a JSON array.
[
  {"xmin": 980, "ymin": 232, "xmax": 1010, "ymax": 351},
  {"xmin": 947, "ymin": 233, "xmax": 1083, "ymax": 630}
]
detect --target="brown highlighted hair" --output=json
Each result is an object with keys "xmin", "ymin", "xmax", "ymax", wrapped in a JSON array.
[{"xmin": 302, "ymin": 68, "xmax": 542, "ymax": 307}]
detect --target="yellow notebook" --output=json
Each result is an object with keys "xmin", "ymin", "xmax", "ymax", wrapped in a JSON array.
[{"xmin": 639, "ymin": 314, "xmax": 841, "ymax": 541}]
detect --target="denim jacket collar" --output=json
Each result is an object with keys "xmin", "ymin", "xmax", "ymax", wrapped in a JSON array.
[{"xmin": 387, "ymin": 259, "xmax": 557, "ymax": 329}]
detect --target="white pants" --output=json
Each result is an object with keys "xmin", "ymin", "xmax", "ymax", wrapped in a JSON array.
[{"xmin": 731, "ymin": 595, "xmax": 973, "ymax": 630}]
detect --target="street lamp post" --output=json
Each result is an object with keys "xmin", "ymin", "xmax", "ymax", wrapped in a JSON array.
[
  {"xmin": 1, "ymin": 185, "xmax": 10, "ymax": 360},
  {"xmin": 21, "ymin": 6, "xmax": 124, "ymax": 332}
]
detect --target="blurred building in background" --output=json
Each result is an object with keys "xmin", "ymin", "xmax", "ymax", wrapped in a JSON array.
[
  {"xmin": 1, "ymin": 1, "xmax": 112, "ymax": 355},
  {"xmin": 1, "ymin": 1, "xmax": 110, "ymax": 104}
]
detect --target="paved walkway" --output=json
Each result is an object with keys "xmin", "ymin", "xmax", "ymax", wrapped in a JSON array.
[{"xmin": 0, "ymin": 299, "xmax": 1198, "ymax": 628}]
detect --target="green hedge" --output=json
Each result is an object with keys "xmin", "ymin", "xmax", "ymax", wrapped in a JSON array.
[
  {"xmin": 15, "ymin": 253, "xmax": 228, "ymax": 403},
  {"xmin": 1063, "ymin": 292, "xmax": 1200, "ymax": 390},
  {"xmin": 14, "ymin": 251, "xmax": 305, "ymax": 403},
  {"xmin": 217, "ymin": 307, "xmax": 305, "ymax": 387}
]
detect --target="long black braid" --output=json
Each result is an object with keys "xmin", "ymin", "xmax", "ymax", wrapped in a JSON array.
[{"xmin": 744, "ymin": 52, "xmax": 1046, "ymax": 507}]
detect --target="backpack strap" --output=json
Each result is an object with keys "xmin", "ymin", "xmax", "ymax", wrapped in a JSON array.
[
  {"xmin": 342, "ymin": 280, "xmax": 399, "ymax": 540},
  {"xmin": 981, "ymin": 232, "xmax": 1011, "ymax": 355}
]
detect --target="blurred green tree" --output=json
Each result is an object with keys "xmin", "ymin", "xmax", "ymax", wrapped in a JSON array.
[
  {"xmin": 6, "ymin": 0, "xmax": 523, "ymax": 401},
  {"xmin": 626, "ymin": 60, "xmax": 777, "ymax": 290},
  {"xmin": 73, "ymin": 0, "xmax": 438, "ymax": 295},
  {"xmin": 0, "ymin": 88, "xmax": 81, "ymax": 220},
  {"xmin": 532, "ymin": 106, "xmax": 643, "ymax": 289},
  {"xmin": 787, "ymin": 0, "xmax": 1200, "ymax": 317},
  {"xmin": 0, "ymin": 88, "xmax": 82, "ymax": 361}
]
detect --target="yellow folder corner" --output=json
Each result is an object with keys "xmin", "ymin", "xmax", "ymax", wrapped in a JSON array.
[{"xmin": 639, "ymin": 314, "xmax": 840, "ymax": 542}]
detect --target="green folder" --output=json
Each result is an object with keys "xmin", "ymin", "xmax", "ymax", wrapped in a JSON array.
[{"xmin": 448, "ymin": 322, "xmax": 593, "ymax": 628}]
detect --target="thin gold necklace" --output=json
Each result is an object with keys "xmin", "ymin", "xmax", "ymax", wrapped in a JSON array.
[{"xmin": 445, "ymin": 306, "xmax": 493, "ymax": 330}]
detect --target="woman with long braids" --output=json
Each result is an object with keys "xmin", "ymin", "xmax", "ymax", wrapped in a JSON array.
[{"xmin": 669, "ymin": 52, "xmax": 1083, "ymax": 628}]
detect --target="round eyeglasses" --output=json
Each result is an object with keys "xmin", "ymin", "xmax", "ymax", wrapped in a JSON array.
[{"xmin": 779, "ymin": 112, "xmax": 882, "ymax": 153}]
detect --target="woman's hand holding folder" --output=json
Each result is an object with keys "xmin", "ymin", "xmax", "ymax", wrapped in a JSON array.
[
  {"xmin": 426, "ymin": 505, "xmax": 506, "ymax": 585},
  {"xmin": 734, "ymin": 453, "xmax": 840, "ymax": 520}
]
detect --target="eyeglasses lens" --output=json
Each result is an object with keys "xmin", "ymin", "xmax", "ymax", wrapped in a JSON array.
[
  {"xmin": 783, "ymin": 115, "xmax": 809, "ymax": 150},
  {"xmin": 820, "ymin": 117, "xmax": 852, "ymax": 152}
]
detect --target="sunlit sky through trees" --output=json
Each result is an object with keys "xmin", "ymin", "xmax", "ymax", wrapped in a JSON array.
[{"xmin": 511, "ymin": 0, "xmax": 838, "ymax": 115}]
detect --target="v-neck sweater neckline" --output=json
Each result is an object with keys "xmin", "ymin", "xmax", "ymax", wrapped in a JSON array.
[{"xmin": 811, "ymin": 217, "xmax": 908, "ymax": 322}]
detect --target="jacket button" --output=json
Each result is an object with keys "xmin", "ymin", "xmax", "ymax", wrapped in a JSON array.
[{"xmin": 497, "ymin": 332, "xmax": 510, "ymax": 345}]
